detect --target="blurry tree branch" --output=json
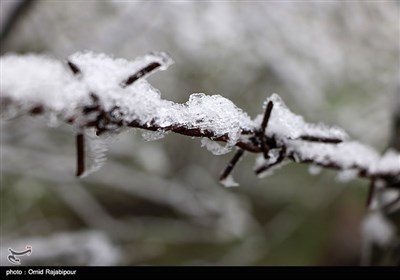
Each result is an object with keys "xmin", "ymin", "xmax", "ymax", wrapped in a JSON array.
[{"xmin": 0, "ymin": 0, "xmax": 36, "ymax": 49}]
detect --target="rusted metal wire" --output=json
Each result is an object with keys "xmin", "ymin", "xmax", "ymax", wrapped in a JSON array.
[{"xmin": 2, "ymin": 56, "xmax": 399, "ymax": 207}]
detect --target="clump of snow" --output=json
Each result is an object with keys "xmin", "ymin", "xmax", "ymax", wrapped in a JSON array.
[
  {"xmin": 1, "ymin": 52, "xmax": 173, "ymax": 126},
  {"xmin": 286, "ymin": 139, "xmax": 400, "ymax": 178},
  {"xmin": 185, "ymin": 93, "xmax": 254, "ymax": 146},
  {"xmin": 114, "ymin": 90, "xmax": 254, "ymax": 150},
  {"xmin": 142, "ymin": 92, "xmax": 254, "ymax": 152},
  {"xmin": 1, "ymin": 53, "xmax": 87, "ymax": 119},
  {"xmin": 254, "ymin": 93, "xmax": 348, "ymax": 141},
  {"xmin": 69, "ymin": 53, "xmax": 255, "ymax": 148},
  {"xmin": 1, "ymin": 52, "xmax": 255, "ymax": 161},
  {"xmin": 68, "ymin": 51, "xmax": 174, "ymax": 122},
  {"xmin": 287, "ymin": 140, "xmax": 380, "ymax": 172},
  {"xmin": 68, "ymin": 51, "xmax": 173, "ymax": 97},
  {"xmin": 371, "ymin": 149, "xmax": 400, "ymax": 175},
  {"xmin": 220, "ymin": 175, "xmax": 239, "ymax": 188}
]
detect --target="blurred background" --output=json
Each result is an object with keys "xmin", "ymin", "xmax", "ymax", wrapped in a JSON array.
[{"xmin": 1, "ymin": 0, "xmax": 399, "ymax": 265}]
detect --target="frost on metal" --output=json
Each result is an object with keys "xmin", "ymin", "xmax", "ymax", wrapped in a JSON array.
[
  {"xmin": 1, "ymin": 52, "xmax": 399, "ymax": 204},
  {"xmin": 254, "ymin": 94, "xmax": 349, "ymax": 142}
]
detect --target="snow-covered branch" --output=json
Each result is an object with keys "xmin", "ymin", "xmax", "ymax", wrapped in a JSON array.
[{"xmin": 1, "ymin": 52, "xmax": 399, "ymax": 201}]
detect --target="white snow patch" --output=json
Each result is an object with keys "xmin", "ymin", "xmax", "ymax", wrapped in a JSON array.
[
  {"xmin": 220, "ymin": 175, "xmax": 239, "ymax": 188},
  {"xmin": 254, "ymin": 93, "xmax": 348, "ymax": 141},
  {"xmin": 69, "ymin": 51, "xmax": 172, "ymax": 98},
  {"xmin": 186, "ymin": 93, "xmax": 254, "ymax": 146},
  {"xmin": 287, "ymin": 140, "xmax": 380, "ymax": 171},
  {"xmin": 1, "ymin": 52, "xmax": 254, "ymax": 151},
  {"xmin": 1, "ymin": 53, "xmax": 87, "ymax": 119},
  {"xmin": 362, "ymin": 212, "xmax": 396, "ymax": 246},
  {"xmin": 372, "ymin": 149, "xmax": 400, "ymax": 175}
]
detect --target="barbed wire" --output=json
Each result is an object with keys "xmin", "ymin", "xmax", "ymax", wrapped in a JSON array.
[{"xmin": 1, "ymin": 53, "xmax": 399, "ymax": 208}]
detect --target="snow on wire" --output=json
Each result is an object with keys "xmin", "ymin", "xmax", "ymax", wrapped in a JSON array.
[{"xmin": 1, "ymin": 52, "xmax": 399, "ymax": 202}]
